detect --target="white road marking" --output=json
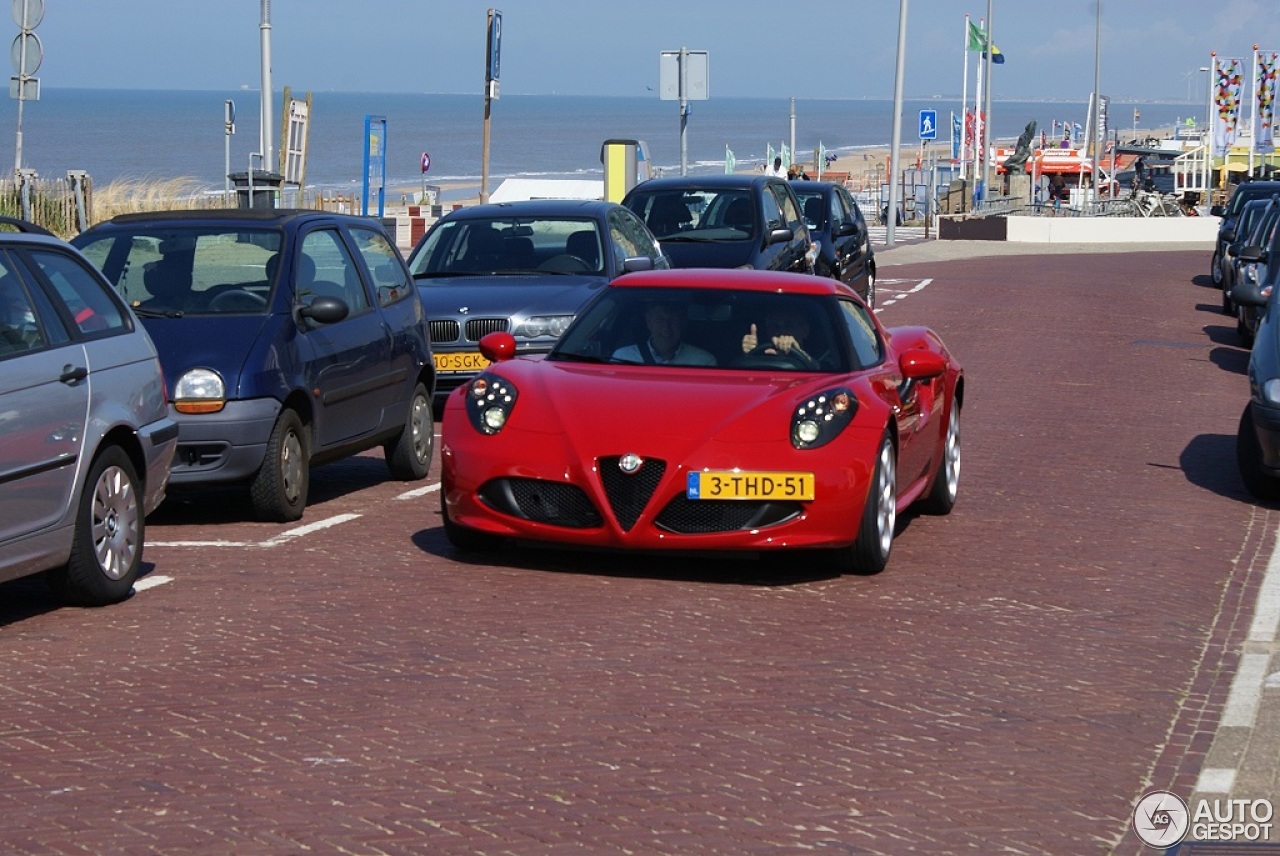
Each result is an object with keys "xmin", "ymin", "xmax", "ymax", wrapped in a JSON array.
[
  {"xmin": 396, "ymin": 482, "xmax": 441, "ymax": 500},
  {"xmin": 148, "ymin": 513, "xmax": 362, "ymax": 549},
  {"xmin": 875, "ymin": 277, "xmax": 933, "ymax": 311},
  {"xmin": 260, "ymin": 514, "xmax": 362, "ymax": 547},
  {"xmin": 132, "ymin": 575, "xmax": 174, "ymax": 591}
]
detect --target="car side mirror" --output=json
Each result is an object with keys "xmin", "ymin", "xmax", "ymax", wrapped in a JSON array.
[
  {"xmin": 767, "ymin": 227, "xmax": 794, "ymax": 246},
  {"xmin": 1231, "ymin": 279, "xmax": 1269, "ymax": 308},
  {"xmin": 621, "ymin": 255, "xmax": 654, "ymax": 274},
  {"xmin": 478, "ymin": 330, "xmax": 517, "ymax": 362},
  {"xmin": 1223, "ymin": 229, "xmax": 1238, "ymax": 244},
  {"xmin": 1240, "ymin": 246, "xmax": 1266, "ymax": 264},
  {"xmin": 1211, "ymin": 204, "xmax": 1226, "ymax": 217},
  {"xmin": 298, "ymin": 295, "xmax": 349, "ymax": 325},
  {"xmin": 899, "ymin": 349, "xmax": 947, "ymax": 380}
]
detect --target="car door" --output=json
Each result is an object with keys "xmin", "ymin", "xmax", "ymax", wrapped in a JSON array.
[
  {"xmin": 0, "ymin": 251, "xmax": 87, "ymax": 548},
  {"xmin": 833, "ymin": 186, "xmax": 871, "ymax": 289},
  {"xmin": 295, "ymin": 227, "xmax": 393, "ymax": 448},
  {"xmin": 346, "ymin": 224, "xmax": 428, "ymax": 429},
  {"xmin": 767, "ymin": 181, "xmax": 811, "ymax": 273}
]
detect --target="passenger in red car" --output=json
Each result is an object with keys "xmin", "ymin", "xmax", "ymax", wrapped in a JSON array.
[{"xmin": 612, "ymin": 300, "xmax": 716, "ymax": 366}]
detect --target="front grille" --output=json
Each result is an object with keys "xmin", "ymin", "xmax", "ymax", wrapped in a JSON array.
[
  {"xmin": 654, "ymin": 497, "xmax": 803, "ymax": 534},
  {"xmin": 598, "ymin": 456, "xmax": 666, "ymax": 532},
  {"xmin": 465, "ymin": 318, "xmax": 508, "ymax": 341},
  {"xmin": 478, "ymin": 478, "xmax": 601, "ymax": 528},
  {"xmin": 429, "ymin": 320, "xmax": 460, "ymax": 344}
]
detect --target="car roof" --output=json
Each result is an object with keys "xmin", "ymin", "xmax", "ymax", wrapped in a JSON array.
[
  {"xmin": 611, "ymin": 267, "xmax": 851, "ymax": 297},
  {"xmin": 625, "ymin": 174, "xmax": 791, "ymax": 193},
  {"xmin": 90, "ymin": 208, "xmax": 385, "ymax": 229},
  {"xmin": 439, "ymin": 199, "xmax": 622, "ymax": 220}
]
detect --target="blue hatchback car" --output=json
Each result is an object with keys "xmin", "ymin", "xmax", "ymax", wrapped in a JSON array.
[{"xmin": 73, "ymin": 209, "xmax": 435, "ymax": 522}]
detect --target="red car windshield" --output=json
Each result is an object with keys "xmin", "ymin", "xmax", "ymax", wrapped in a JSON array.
[{"xmin": 552, "ymin": 286, "xmax": 852, "ymax": 373}]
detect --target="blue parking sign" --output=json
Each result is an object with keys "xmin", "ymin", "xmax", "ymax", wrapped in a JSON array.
[{"xmin": 919, "ymin": 109, "xmax": 937, "ymax": 140}]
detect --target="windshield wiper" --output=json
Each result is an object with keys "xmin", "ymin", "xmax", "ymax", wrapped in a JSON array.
[
  {"xmin": 550, "ymin": 352, "xmax": 608, "ymax": 364},
  {"xmin": 132, "ymin": 307, "xmax": 184, "ymax": 318},
  {"xmin": 413, "ymin": 271, "xmax": 474, "ymax": 279}
]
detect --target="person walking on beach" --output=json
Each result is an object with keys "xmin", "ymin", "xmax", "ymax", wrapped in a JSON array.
[{"xmin": 766, "ymin": 156, "xmax": 785, "ymax": 177}]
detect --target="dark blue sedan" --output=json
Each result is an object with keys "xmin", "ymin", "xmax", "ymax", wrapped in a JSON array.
[
  {"xmin": 407, "ymin": 199, "xmax": 668, "ymax": 400},
  {"xmin": 73, "ymin": 209, "xmax": 436, "ymax": 522},
  {"xmin": 790, "ymin": 181, "xmax": 877, "ymax": 309}
]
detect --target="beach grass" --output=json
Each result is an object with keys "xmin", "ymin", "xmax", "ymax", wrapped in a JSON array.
[{"xmin": 91, "ymin": 177, "xmax": 225, "ymax": 221}]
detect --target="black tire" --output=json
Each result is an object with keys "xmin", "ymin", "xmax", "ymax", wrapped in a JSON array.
[
  {"xmin": 834, "ymin": 434, "xmax": 896, "ymax": 575},
  {"xmin": 250, "ymin": 408, "xmax": 309, "ymax": 522},
  {"xmin": 441, "ymin": 494, "xmax": 502, "ymax": 552},
  {"xmin": 1238, "ymin": 403, "xmax": 1280, "ymax": 500},
  {"xmin": 1239, "ymin": 305, "xmax": 1256, "ymax": 348},
  {"xmin": 921, "ymin": 401, "xmax": 961, "ymax": 515},
  {"xmin": 1211, "ymin": 248, "xmax": 1224, "ymax": 286},
  {"xmin": 47, "ymin": 445, "xmax": 143, "ymax": 606},
  {"xmin": 385, "ymin": 383, "xmax": 433, "ymax": 480}
]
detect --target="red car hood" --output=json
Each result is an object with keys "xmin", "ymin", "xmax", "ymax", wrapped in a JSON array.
[{"xmin": 487, "ymin": 357, "xmax": 854, "ymax": 457}]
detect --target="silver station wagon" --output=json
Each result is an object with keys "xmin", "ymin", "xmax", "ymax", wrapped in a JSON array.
[{"xmin": 0, "ymin": 219, "xmax": 177, "ymax": 606}]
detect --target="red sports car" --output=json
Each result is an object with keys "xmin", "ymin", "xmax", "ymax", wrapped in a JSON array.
[{"xmin": 439, "ymin": 268, "xmax": 963, "ymax": 574}]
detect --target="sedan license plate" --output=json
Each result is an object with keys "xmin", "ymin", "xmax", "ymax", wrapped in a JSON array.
[
  {"xmin": 687, "ymin": 471, "xmax": 815, "ymax": 501},
  {"xmin": 434, "ymin": 351, "xmax": 490, "ymax": 373}
]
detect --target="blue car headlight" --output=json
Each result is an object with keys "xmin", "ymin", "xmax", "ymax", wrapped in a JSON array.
[
  {"xmin": 465, "ymin": 373, "xmax": 519, "ymax": 434},
  {"xmin": 792, "ymin": 387, "xmax": 857, "ymax": 449},
  {"xmin": 512, "ymin": 315, "xmax": 574, "ymax": 340}
]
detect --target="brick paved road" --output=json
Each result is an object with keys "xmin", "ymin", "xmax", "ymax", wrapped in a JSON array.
[{"xmin": 1, "ymin": 250, "xmax": 1267, "ymax": 855}]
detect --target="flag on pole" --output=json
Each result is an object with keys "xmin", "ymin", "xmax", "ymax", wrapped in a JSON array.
[
  {"xmin": 1257, "ymin": 51, "xmax": 1278, "ymax": 154},
  {"xmin": 725, "ymin": 146, "xmax": 736, "ymax": 174},
  {"xmin": 967, "ymin": 20, "xmax": 1006, "ymax": 63},
  {"xmin": 952, "ymin": 112, "xmax": 961, "ymax": 161},
  {"xmin": 966, "ymin": 20, "xmax": 985, "ymax": 51},
  {"xmin": 1214, "ymin": 58, "xmax": 1244, "ymax": 156},
  {"xmin": 780, "ymin": 143, "xmax": 791, "ymax": 169},
  {"xmin": 766, "ymin": 143, "xmax": 775, "ymax": 168}
]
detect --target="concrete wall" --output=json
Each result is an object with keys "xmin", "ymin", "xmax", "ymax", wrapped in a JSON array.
[{"xmin": 1004, "ymin": 215, "xmax": 1218, "ymax": 244}]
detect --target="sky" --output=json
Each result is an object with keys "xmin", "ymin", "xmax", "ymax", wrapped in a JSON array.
[{"xmin": 23, "ymin": 0, "xmax": 1280, "ymax": 103}]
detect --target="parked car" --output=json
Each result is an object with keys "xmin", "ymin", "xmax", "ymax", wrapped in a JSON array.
[
  {"xmin": 407, "ymin": 199, "xmax": 667, "ymax": 401},
  {"xmin": 72, "ymin": 209, "xmax": 434, "ymax": 522},
  {"xmin": 789, "ymin": 180, "xmax": 877, "ymax": 308},
  {"xmin": 1211, "ymin": 180, "xmax": 1280, "ymax": 287},
  {"xmin": 1229, "ymin": 195, "xmax": 1280, "ymax": 346},
  {"xmin": 622, "ymin": 175, "xmax": 814, "ymax": 274},
  {"xmin": 1220, "ymin": 197, "xmax": 1275, "ymax": 314},
  {"xmin": 0, "ymin": 217, "xmax": 177, "ymax": 605},
  {"xmin": 439, "ymin": 268, "xmax": 963, "ymax": 575}
]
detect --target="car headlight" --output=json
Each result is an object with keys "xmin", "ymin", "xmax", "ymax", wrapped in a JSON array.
[
  {"xmin": 173, "ymin": 368, "xmax": 226, "ymax": 414},
  {"xmin": 512, "ymin": 315, "xmax": 574, "ymax": 340},
  {"xmin": 791, "ymin": 387, "xmax": 857, "ymax": 449},
  {"xmin": 1264, "ymin": 378, "xmax": 1280, "ymax": 407},
  {"xmin": 465, "ymin": 374, "xmax": 519, "ymax": 434}
]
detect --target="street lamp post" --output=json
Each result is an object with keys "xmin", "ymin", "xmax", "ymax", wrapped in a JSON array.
[{"xmin": 886, "ymin": 0, "xmax": 908, "ymax": 246}]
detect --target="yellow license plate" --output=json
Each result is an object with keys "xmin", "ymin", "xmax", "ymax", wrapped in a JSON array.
[
  {"xmin": 687, "ymin": 471, "xmax": 815, "ymax": 501},
  {"xmin": 434, "ymin": 351, "xmax": 490, "ymax": 373}
]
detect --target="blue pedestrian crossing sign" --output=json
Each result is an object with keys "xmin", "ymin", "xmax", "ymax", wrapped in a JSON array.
[{"xmin": 919, "ymin": 109, "xmax": 938, "ymax": 140}]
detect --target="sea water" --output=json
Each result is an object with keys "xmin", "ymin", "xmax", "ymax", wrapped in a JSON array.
[{"xmin": 0, "ymin": 88, "xmax": 1201, "ymax": 200}]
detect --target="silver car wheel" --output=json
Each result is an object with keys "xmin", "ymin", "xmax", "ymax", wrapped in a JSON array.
[
  {"xmin": 281, "ymin": 430, "xmax": 305, "ymax": 504},
  {"xmin": 873, "ymin": 440, "xmax": 896, "ymax": 559},
  {"xmin": 92, "ymin": 463, "xmax": 142, "ymax": 581}
]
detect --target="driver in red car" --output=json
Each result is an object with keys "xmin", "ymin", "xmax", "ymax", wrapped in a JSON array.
[{"xmin": 741, "ymin": 305, "xmax": 813, "ymax": 362}]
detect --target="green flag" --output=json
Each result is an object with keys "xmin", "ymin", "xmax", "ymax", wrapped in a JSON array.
[
  {"xmin": 967, "ymin": 20, "xmax": 986, "ymax": 52},
  {"xmin": 725, "ymin": 146, "xmax": 736, "ymax": 174}
]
